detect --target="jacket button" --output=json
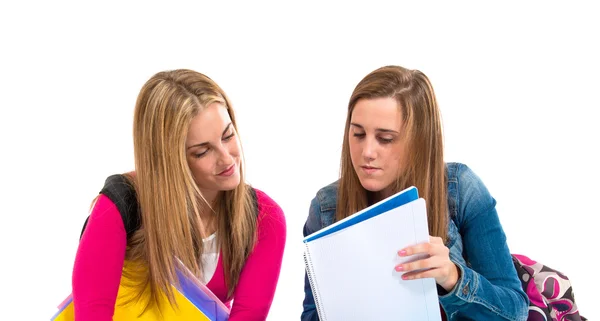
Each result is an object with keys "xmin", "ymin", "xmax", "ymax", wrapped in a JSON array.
[{"xmin": 462, "ymin": 284, "xmax": 469, "ymax": 295}]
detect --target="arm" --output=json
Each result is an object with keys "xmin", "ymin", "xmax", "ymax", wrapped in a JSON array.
[
  {"xmin": 228, "ymin": 189, "xmax": 286, "ymax": 321},
  {"xmin": 301, "ymin": 196, "xmax": 321, "ymax": 321},
  {"xmin": 439, "ymin": 164, "xmax": 528, "ymax": 320},
  {"xmin": 72, "ymin": 194, "xmax": 127, "ymax": 321}
]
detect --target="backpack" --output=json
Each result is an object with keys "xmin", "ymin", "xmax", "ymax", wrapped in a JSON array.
[
  {"xmin": 80, "ymin": 174, "xmax": 140, "ymax": 239},
  {"xmin": 512, "ymin": 254, "xmax": 587, "ymax": 321},
  {"xmin": 80, "ymin": 174, "xmax": 258, "ymax": 238}
]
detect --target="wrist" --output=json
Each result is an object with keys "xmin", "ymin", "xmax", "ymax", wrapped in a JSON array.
[{"xmin": 441, "ymin": 263, "xmax": 461, "ymax": 292}]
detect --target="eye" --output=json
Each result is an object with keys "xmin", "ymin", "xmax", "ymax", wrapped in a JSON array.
[
  {"xmin": 352, "ymin": 132, "xmax": 366, "ymax": 139},
  {"xmin": 223, "ymin": 129, "xmax": 235, "ymax": 141},
  {"xmin": 194, "ymin": 148, "xmax": 209, "ymax": 158},
  {"xmin": 378, "ymin": 137, "xmax": 394, "ymax": 144}
]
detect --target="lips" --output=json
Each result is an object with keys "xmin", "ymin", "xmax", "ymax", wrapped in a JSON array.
[
  {"xmin": 218, "ymin": 164, "xmax": 235, "ymax": 176},
  {"xmin": 361, "ymin": 165, "xmax": 380, "ymax": 175}
]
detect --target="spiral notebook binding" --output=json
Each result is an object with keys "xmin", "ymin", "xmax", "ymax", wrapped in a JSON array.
[{"xmin": 303, "ymin": 244, "xmax": 327, "ymax": 321}]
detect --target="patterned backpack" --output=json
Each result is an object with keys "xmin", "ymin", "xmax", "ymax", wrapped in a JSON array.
[{"xmin": 512, "ymin": 254, "xmax": 587, "ymax": 321}]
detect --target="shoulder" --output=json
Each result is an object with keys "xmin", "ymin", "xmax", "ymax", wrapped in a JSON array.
[
  {"xmin": 252, "ymin": 187, "xmax": 286, "ymax": 224},
  {"xmin": 81, "ymin": 193, "xmax": 127, "ymax": 240},
  {"xmin": 251, "ymin": 187, "xmax": 287, "ymax": 240},
  {"xmin": 446, "ymin": 162, "xmax": 477, "ymax": 184},
  {"xmin": 100, "ymin": 174, "xmax": 137, "ymax": 208},
  {"xmin": 313, "ymin": 180, "xmax": 339, "ymax": 212},
  {"xmin": 100, "ymin": 174, "xmax": 141, "ymax": 238},
  {"xmin": 445, "ymin": 162, "xmax": 495, "ymax": 218},
  {"xmin": 446, "ymin": 162, "xmax": 491, "ymax": 197},
  {"xmin": 81, "ymin": 174, "xmax": 141, "ymax": 238},
  {"xmin": 89, "ymin": 194, "xmax": 122, "ymax": 222},
  {"xmin": 253, "ymin": 188, "xmax": 282, "ymax": 214},
  {"xmin": 80, "ymin": 174, "xmax": 139, "ymax": 239},
  {"xmin": 304, "ymin": 180, "xmax": 339, "ymax": 236}
]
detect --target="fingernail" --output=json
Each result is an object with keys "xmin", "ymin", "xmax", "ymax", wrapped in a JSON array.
[
  {"xmin": 402, "ymin": 275, "xmax": 409, "ymax": 280},
  {"xmin": 395, "ymin": 265, "xmax": 404, "ymax": 271},
  {"xmin": 398, "ymin": 250, "xmax": 407, "ymax": 256}
]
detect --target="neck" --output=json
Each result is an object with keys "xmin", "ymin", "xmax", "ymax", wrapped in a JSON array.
[
  {"xmin": 198, "ymin": 191, "xmax": 221, "ymax": 237},
  {"xmin": 201, "ymin": 189, "xmax": 219, "ymax": 206},
  {"xmin": 370, "ymin": 187, "xmax": 394, "ymax": 205}
]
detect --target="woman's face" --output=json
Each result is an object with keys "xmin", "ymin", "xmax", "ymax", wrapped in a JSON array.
[
  {"xmin": 185, "ymin": 103, "xmax": 241, "ymax": 203},
  {"xmin": 349, "ymin": 97, "xmax": 407, "ymax": 199}
]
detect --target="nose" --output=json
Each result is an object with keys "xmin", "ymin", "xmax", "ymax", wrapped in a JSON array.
[
  {"xmin": 362, "ymin": 137, "xmax": 377, "ymax": 161},
  {"xmin": 215, "ymin": 145, "xmax": 234, "ymax": 167}
]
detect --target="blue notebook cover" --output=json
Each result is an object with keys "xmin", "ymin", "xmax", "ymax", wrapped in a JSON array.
[
  {"xmin": 303, "ymin": 186, "xmax": 419, "ymax": 243},
  {"xmin": 175, "ymin": 262, "xmax": 230, "ymax": 321}
]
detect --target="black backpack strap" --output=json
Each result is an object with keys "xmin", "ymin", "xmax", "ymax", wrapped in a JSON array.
[
  {"xmin": 80, "ymin": 179, "xmax": 258, "ymax": 239},
  {"xmin": 80, "ymin": 174, "xmax": 141, "ymax": 240}
]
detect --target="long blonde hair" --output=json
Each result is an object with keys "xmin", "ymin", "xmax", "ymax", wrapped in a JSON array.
[
  {"xmin": 125, "ymin": 69, "xmax": 257, "ymax": 308},
  {"xmin": 337, "ymin": 65, "xmax": 448, "ymax": 241}
]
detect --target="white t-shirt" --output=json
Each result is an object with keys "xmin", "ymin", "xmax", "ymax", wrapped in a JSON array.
[{"xmin": 200, "ymin": 233, "xmax": 219, "ymax": 284}]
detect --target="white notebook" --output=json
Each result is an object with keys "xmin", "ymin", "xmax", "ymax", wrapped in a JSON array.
[{"xmin": 303, "ymin": 191, "xmax": 441, "ymax": 321}]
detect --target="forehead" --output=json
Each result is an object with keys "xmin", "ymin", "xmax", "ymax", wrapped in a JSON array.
[
  {"xmin": 351, "ymin": 97, "xmax": 403, "ymax": 129},
  {"xmin": 186, "ymin": 103, "xmax": 231, "ymax": 143}
]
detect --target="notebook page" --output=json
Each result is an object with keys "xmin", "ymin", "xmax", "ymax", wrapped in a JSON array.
[{"xmin": 304, "ymin": 198, "xmax": 441, "ymax": 321}]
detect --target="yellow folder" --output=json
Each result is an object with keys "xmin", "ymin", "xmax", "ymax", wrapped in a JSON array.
[{"xmin": 51, "ymin": 263, "xmax": 229, "ymax": 321}]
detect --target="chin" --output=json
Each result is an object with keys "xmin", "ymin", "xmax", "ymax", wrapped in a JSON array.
[
  {"xmin": 358, "ymin": 177, "xmax": 385, "ymax": 193},
  {"xmin": 220, "ymin": 175, "xmax": 241, "ymax": 191}
]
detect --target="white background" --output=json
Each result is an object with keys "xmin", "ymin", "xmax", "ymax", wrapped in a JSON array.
[{"xmin": 1, "ymin": 1, "xmax": 598, "ymax": 320}]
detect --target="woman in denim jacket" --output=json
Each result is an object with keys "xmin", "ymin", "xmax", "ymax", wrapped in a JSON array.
[{"xmin": 301, "ymin": 65, "xmax": 528, "ymax": 321}]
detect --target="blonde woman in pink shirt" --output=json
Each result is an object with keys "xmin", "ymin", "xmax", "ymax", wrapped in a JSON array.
[{"xmin": 72, "ymin": 69, "xmax": 286, "ymax": 321}]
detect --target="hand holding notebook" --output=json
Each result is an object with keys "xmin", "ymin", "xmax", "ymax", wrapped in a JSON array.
[
  {"xmin": 396, "ymin": 234, "xmax": 460, "ymax": 293},
  {"xmin": 303, "ymin": 187, "xmax": 442, "ymax": 321}
]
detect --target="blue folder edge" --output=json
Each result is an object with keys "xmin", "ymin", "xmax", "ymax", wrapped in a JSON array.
[
  {"xmin": 303, "ymin": 186, "xmax": 418, "ymax": 243},
  {"xmin": 50, "ymin": 269, "xmax": 229, "ymax": 321},
  {"xmin": 175, "ymin": 268, "xmax": 230, "ymax": 321},
  {"xmin": 50, "ymin": 295, "xmax": 73, "ymax": 320}
]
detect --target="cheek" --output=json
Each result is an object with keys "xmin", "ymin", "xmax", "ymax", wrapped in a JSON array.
[
  {"xmin": 348, "ymin": 139, "xmax": 360, "ymax": 162},
  {"xmin": 387, "ymin": 144, "xmax": 405, "ymax": 173},
  {"xmin": 227, "ymin": 138, "xmax": 241, "ymax": 157},
  {"xmin": 188, "ymin": 158, "xmax": 213, "ymax": 182}
]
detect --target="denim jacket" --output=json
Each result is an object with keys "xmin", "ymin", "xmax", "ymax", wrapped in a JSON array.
[{"xmin": 301, "ymin": 162, "xmax": 529, "ymax": 321}]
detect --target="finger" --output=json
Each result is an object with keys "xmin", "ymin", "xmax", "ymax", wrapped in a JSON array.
[
  {"xmin": 401, "ymin": 267, "xmax": 440, "ymax": 280},
  {"xmin": 398, "ymin": 242, "xmax": 432, "ymax": 257},
  {"xmin": 395, "ymin": 256, "xmax": 442, "ymax": 272},
  {"xmin": 400, "ymin": 241, "xmax": 449, "ymax": 257}
]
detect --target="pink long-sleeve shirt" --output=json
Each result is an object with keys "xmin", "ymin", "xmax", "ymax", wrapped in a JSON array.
[{"xmin": 72, "ymin": 188, "xmax": 286, "ymax": 321}]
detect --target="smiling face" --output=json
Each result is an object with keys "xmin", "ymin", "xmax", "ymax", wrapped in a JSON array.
[
  {"xmin": 348, "ymin": 97, "xmax": 407, "ymax": 199},
  {"xmin": 185, "ymin": 102, "xmax": 241, "ymax": 203}
]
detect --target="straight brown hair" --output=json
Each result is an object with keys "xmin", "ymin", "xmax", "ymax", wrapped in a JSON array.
[
  {"xmin": 337, "ymin": 65, "xmax": 448, "ymax": 241},
  {"xmin": 123, "ymin": 69, "xmax": 256, "ymax": 310}
]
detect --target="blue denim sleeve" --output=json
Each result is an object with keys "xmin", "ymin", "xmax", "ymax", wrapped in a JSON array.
[
  {"xmin": 301, "ymin": 196, "xmax": 321, "ymax": 321},
  {"xmin": 439, "ymin": 164, "xmax": 529, "ymax": 321}
]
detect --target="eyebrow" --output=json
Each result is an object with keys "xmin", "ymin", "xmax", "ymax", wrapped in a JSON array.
[
  {"xmin": 350, "ymin": 123, "xmax": 399, "ymax": 134},
  {"xmin": 186, "ymin": 123, "xmax": 233, "ymax": 150}
]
